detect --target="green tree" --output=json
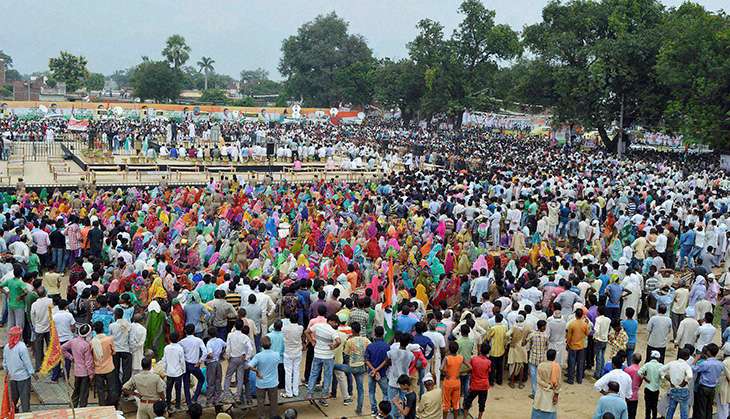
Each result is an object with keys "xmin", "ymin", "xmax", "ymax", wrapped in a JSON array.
[
  {"xmin": 0, "ymin": 50, "xmax": 12, "ymax": 68},
  {"xmin": 397, "ymin": 2, "xmax": 520, "ymax": 122},
  {"xmin": 162, "ymin": 34, "xmax": 191, "ymax": 69},
  {"xmin": 200, "ymin": 88, "xmax": 228, "ymax": 103},
  {"xmin": 493, "ymin": 59, "xmax": 557, "ymax": 111},
  {"xmin": 373, "ymin": 58, "xmax": 423, "ymax": 122},
  {"xmin": 197, "ymin": 56, "xmax": 215, "ymax": 90},
  {"xmin": 4, "ymin": 69, "xmax": 22, "ymax": 82},
  {"xmin": 452, "ymin": 0, "xmax": 521, "ymax": 110},
  {"xmin": 523, "ymin": 0, "xmax": 667, "ymax": 152},
  {"xmin": 240, "ymin": 68, "xmax": 282, "ymax": 96},
  {"xmin": 48, "ymin": 51, "xmax": 89, "ymax": 93},
  {"xmin": 110, "ymin": 68, "xmax": 134, "ymax": 88},
  {"xmin": 656, "ymin": 3, "xmax": 730, "ymax": 148},
  {"xmin": 229, "ymin": 96, "xmax": 256, "ymax": 107},
  {"xmin": 279, "ymin": 12, "xmax": 374, "ymax": 106},
  {"xmin": 130, "ymin": 60, "xmax": 182, "ymax": 101},
  {"xmin": 85, "ymin": 72, "xmax": 105, "ymax": 92}
]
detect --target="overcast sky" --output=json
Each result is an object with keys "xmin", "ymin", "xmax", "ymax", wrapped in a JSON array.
[{"xmin": 1, "ymin": 0, "xmax": 726, "ymax": 79}]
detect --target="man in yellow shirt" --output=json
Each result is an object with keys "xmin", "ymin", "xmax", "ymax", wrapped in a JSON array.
[
  {"xmin": 487, "ymin": 313, "xmax": 508, "ymax": 385},
  {"xmin": 565, "ymin": 308, "xmax": 590, "ymax": 384}
]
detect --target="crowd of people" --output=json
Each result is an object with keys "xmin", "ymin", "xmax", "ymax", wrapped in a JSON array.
[{"xmin": 0, "ymin": 119, "xmax": 729, "ymax": 419}]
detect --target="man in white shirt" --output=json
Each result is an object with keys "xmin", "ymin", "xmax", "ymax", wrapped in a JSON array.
[
  {"xmin": 178, "ymin": 324, "xmax": 208, "ymax": 406},
  {"xmin": 694, "ymin": 312, "xmax": 717, "ymax": 353},
  {"xmin": 254, "ymin": 283, "xmax": 276, "ymax": 333},
  {"xmin": 30, "ymin": 287, "xmax": 53, "ymax": 369},
  {"xmin": 282, "ymin": 314, "xmax": 304, "ymax": 398},
  {"xmin": 224, "ymin": 320, "xmax": 255, "ymax": 403},
  {"xmin": 50, "ymin": 298, "xmax": 75, "ymax": 382},
  {"xmin": 593, "ymin": 306, "xmax": 611, "ymax": 379},
  {"xmin": 162, "ymin": 332, "xmax": 186, "ymax": 411},
  {"xmin": 661, "ymin": 348, "xmax": 693, "ymax": 419},
  {"xmin": 674, "ymin": 315, "xmax": 699, "ymax": 349},
  {"xmin": 305, "ymin": 315, "xmax": 341, "ymax": 404},
  {"xmin": 594, "ymin": 355, "xmax": 633, "ymax": 400},
  {"xmin": 9, "ymin": 238, "xmax": 30, "ymax": 264}
]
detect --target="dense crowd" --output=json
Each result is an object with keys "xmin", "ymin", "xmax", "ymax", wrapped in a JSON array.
[{"xmin": 0, "ymin": 121, "xmax": 729, "ymax": 419}]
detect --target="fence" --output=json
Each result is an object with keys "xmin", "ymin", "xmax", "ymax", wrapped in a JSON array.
[{"xmin": 8, "ymin": 138, "xmax": 88, "ymax": 161}]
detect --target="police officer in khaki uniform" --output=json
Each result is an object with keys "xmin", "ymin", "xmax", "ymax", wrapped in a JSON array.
[{"xmin": 122, "ymin": 357, "xmax": 165, "ymax": 419}]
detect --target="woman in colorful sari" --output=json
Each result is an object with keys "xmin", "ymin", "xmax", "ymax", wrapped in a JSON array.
[{"xmin": 170, "ymin": 298, "xmax": 186, "ymax": 337}]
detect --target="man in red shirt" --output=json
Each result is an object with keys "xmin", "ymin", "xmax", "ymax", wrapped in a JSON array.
[{"xmin": 464, "ymin": 342, "xmax": 492, "ymax": 419}]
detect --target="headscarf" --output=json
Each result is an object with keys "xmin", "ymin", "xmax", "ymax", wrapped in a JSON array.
[
  {"xmin": 7, "ymin": 326, "xmax": 22, "ymax": 349},
  {"xmin": 148, "ymin": 276, "xmax": 167, "ymax": 301}
]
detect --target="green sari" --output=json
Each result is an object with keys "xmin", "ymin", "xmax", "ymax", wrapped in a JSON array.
[{"xmin": 145, "ymin": 310, "xmax": 167, "ymax": 359}]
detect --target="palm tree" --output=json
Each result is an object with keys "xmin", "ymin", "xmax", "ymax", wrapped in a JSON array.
[
  {"xmin": 197, "ymin": 56, "xmax": 215, "ymax": 91},
  {"xmin": 162, "ymin": 34, "xmax": 191, "ymax": 69}
]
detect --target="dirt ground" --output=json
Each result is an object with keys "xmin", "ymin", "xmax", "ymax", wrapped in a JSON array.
[{"xmin": 4, "ymin": 274, "xmax": 721, "ymax": 419}]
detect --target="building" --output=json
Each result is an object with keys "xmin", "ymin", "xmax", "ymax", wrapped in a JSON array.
[{"xmin": 12, "ymin": 78, "xmax": 42, "ymax": 101}]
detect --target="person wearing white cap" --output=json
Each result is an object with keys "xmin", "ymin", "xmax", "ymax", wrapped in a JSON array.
[
  {"xmin": 638, "ymin": 350, "xmax": 664, "ymax": 419},
  {"xmin": 415, "ymin": 372, "xmax": 441, "ymax": 419}
]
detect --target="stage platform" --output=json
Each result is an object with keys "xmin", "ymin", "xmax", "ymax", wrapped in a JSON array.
[{"xmin": 0, "ymin": 145, "xmax": 385, "ymax": 191}]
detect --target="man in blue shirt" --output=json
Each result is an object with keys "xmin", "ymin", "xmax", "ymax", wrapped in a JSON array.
[
  {"xmin": 266, "ymin": 319, "xmax": 286, "ymax": 388},
  {"xmin": 621, "ymin": 307, "xmax": 639, "ymax": 363},
  {"xmin": 691, "ymin": 343, "xmax": 725, "ymax": 419},
  {"xmin": 364, "ymin": 326, "xmax": 390, "ymax": 416},
  {"xmin": 604, "ymin": 278, "xmax": 629, "ymax": 321},
  {"xmin": 678, "ymin": 224, "xmax": 696, "ymax": 269},
  {"xmin": 593, "ymin": 381, "xmax": 628, "ymax": 419},
  {"xmin": 249, "ymin": 335, "xmax": 283, "ymax": 419},
  {"xmin": 395, "ymin": 305, "xmax": 417, "ymax": 334},
  {"xmin": 3, "ymin": 326, "xmax": 35, "ymax": 412},
  {"xmin": 412, "ymin": 322, "xmax": 435, "ymax": 396}
]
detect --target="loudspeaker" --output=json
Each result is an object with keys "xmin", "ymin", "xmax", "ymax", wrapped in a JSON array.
[{"xmin": 266, "ymin": 139, "xmax": 275, "ymax": 157}]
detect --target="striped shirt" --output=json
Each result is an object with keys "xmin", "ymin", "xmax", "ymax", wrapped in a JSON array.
[{"xmin": 225, "ymin": 292, "xmax": 242, "ymax": 309}]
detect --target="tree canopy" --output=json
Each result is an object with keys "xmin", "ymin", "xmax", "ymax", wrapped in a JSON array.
[
  {"xmin": 130, "ymin": 60, "xmax": 182, "ymax": 101},
  {"xmin": 48, "ymin": 51, "xmax": 89, "ymax": 93},
  {"xmin": 279, "ymin": 12, "xmax": 375, "ymax": 107},
  {"xmin": 162, "ymin": 34, "xmax": 191, "ymax": 69}
]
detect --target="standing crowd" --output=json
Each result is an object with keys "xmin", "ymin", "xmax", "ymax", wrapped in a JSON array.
[{"xmin": 0, "ymin": 123, "xmax": 730, "ymax": 419}]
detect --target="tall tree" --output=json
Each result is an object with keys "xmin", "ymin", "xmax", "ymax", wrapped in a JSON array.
[
  {"xmin": 279, "ymin": 12, "xmax": 375, "ymax": 106},
  {"xmin": 48, "ymin": 51, "xmax": 89, "ymax": 93},
  {"xmin": 373, "ymin": 58, "xmax": 423, "ymax": 122},
  {"xmin": 162, "ymin": 34, "xmax": 191, "ymax": 69},
  {"xmin": 0, "ymin": 50, "xmax": 21, "ymax": 82},
  {"xmin": 656, "ymin": 3, "xmax": 730, "ymax": 149},
  {"xmin": 130, "ymin": 60, "xmax": 182, "ymax": 101},
  {"xmin": 85, "ymin": 72, "xmax": 105, "ymax": 92},
  {"xmin": 523, "ymin": 0, "xmax": 666, "ymax": 152},
  {"xmin": 197, "ymin": 56, "xmax": 215, "ymax": 90},
  {"xmin": 0, "ymin": 50, "xmax": 12, "ymax": 68}
]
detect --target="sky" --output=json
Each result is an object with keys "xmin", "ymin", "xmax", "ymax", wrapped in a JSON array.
[{"xmin": 1, "ymin": 0, "xmax": 726, "ymax": 80}]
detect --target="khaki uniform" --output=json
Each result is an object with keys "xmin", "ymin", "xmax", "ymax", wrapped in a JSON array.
[{"xmin": 122, "ymin": 370, "xmax": 165, "ymax": 419}]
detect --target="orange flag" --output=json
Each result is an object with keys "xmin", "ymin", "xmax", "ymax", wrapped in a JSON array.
[
  {"xmin": 1, "ymin": 376, "xmax": 14, "ymax": 419},
  {"xmin": 39, "ymin": 306, "xmax": 62, "ymax": 376}
]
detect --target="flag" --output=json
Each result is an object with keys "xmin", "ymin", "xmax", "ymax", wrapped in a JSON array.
[
  {"xmin": 39, "ymin": 306, "xmax": 62, "ymax": 376},
  {"xmin": 1, "ymin": 376, "xmax": 14, "ymax": 419},
  {"xmin": 382, "ymin": 259, "xmax": 397, "ymax": 343}
]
